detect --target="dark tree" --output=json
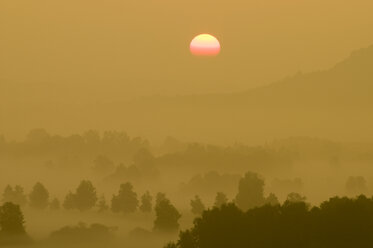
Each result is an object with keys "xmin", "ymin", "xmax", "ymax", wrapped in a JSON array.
[
  {"xmin": 111, "ymin": 183, "xmax": 138, "ymax": 214},
  {"xmin": 171, "ymin": 196, "xmax": 373, "ymax": 248},
  {"xmin": 139, "ymin": 191, "xmax": 152, "ymax": 213},
  {"xmin": 214, "ymin": 192, "xmax": 228, "ymax": 208},
  {"xmin": 177, "ymin": 230, "xmax": 197, "ymax": 248},
  {"xmin": 29, "ymin": 182, "xmax": 49, "ymax": 210},
  {"xmin": 74, "ymin": 180, "xmax": 98, "ymax": 211},
  {"xmin": 50, "ymin": 198, "xmax": 60, "ymax": 210},
  {"xmin": 153, "ymin": 193, "xmax": 181, "ymax": 233},
  {"xmin": 164, "ymin": 242, "xmax": 178, "ymax": 248},
  {"xmin": 2, "ymin": 186, "xmax": 14, "ymax": 204},
  {"xmin": 190, "ymin": 195, "xmax": 205, "ymax": 215},
  {"xmin": 0, "ymin": 202, "xmax": 25, "ymax": 234},
  {"xmin": 234, "ymin": 171, "xmax": 265, "ymax": 210},
  {"xmin": 156, "ymin": 192, "xmax": 167, "ymax": 205},
  {"xmin": 62, "ymin": 181, "xmax": 98, "ymax": 211},
  {"xmin": 286, "ymin": 192, "xmax": 306, "ymax": 203}
]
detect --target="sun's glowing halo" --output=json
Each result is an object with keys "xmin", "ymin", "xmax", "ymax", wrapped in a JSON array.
[{"xmin": 190, "ymin": 34, "xmax": 221, "ymax": 56}]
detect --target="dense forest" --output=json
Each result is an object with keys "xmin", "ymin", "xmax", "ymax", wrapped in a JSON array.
[{"xmin": 167, "ymin": 195, "xmax": 373, "ymax": 248}]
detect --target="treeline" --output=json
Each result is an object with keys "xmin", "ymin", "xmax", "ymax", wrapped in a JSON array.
[
  {"xmin": 2, "ymin": 181, "xmax": 155, "ymax": 214},
  {"xmin": 1, "ymin": 180, "xmax": 183, "ymax": 236},
  {"xmin": 1, "ymin": 179, "xmax": 228, "ymax": 218},
  {"xmin": 2, "ymin": 172, "xmax": 367, "ymax": 216},
  {"xmin": 156, "ymin": 143, "xmax": 295, "ymax": 174},
  {"xmin": 0, "ymin": 129, "xmax": 149, "ymax": 162},
  {"xmin": 167, "ymin": 195, "xmax": 373, "ymax": 248},
  {"xmin": 0, "ymin": 191, "xmax": 182, "ymax": 245},
  {"xmin": 6, "ymin": 130, "xmax": 373, "ymax": 178},
  {"xmin": 0, "ymin": 202, "xmax": 31, "ymax": 245},
  {"xmin": 1, "ymin": 171, "xmax": 372, "ymax": 247},
  {"xmin": 0, "ymin": 171, "xmax": 303, "ymax": 246},
  {"xmin": 3, "ymin": 130, "xmax": 373, "ymax": 170},
  {"xmin": 1, "ymin": 171, "xmax": 275, "ymax": 214}
]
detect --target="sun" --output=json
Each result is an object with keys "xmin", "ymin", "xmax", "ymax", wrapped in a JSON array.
[{"xmin": 190, "ymin": 34, "xmax": 221, "ymax": 56}]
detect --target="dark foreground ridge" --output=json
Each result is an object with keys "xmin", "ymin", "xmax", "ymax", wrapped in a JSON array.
[{"xmin": 167, "ymin": 195, "xmax": 373, "ymax": 248}]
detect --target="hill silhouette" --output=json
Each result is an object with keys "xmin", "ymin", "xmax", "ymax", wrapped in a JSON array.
[
  {"xmin": 122, "ymin": 45, "xmax": 373, "ymax": 143},
  {"xmin": 136, "ymin": 44, "xmax": 373, "ymax": 107}
]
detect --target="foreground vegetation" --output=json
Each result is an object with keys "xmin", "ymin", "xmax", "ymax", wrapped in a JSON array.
[
  {"xmin": 1, "ymin": 130, "xmax": 373, "ymax": 247},
  {"xmin": 2, "ymin": 194, "xmax": 373, "ymax": 248},
  {"xmin": 167, "ymin": 195, "xmax": 373, "ymax": 248}
]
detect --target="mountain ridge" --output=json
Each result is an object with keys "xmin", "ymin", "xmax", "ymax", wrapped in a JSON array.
[{"xmin": 129, "ymin": 44, "xmax": 373, "ymax": 110}]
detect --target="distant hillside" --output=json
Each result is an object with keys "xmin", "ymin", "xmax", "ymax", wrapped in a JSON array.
[
  {"xmin": 235, "ymin": 44, "xmax": 373, "ymax": 108},
  {"xmin": 134, "ymin": 44, "xmax": 373, "ymax": 108},
  {"xmin": 2, "ymin": 45, "xmax": 373, "ymax": 143},
  {"xmin": 120, "ymin": 45, "xmax": 373, "ymax": 143}
]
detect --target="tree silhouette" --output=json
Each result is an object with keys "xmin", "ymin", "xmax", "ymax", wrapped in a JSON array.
[
  {"xmin": 153, "ymin": 193, "xmax": 181, "ymax": 233},
  {"xmin": 29, "ymin": 182, "xmax": 49, "ymax": 210},
  {"xmin": 286, "ymin": 192, "xmax": 306, "ymax": 203},
  {"xmin": 2, "ymin": 186, "xmax": 15, "ymax": 204},
  {"xmin": 74, "ymin": 180, "xmax": 98, "ymax": 211},
  {"xmin": 190, "ymin": 195, "xmax": 205, "ymax": 215},
  {"xmin": 156, "ymin": 192, "xmax": 167, "ymax": 205},
  {"xmin": 164, "ymin": 242, "xmax": 177, "ymax": 248},
  {"xmin": 139, "ymin": 191, "xmax": 152, "ymax": 213},
  {"xmin": 214, "ymin": 192, "xmax": 228, "ymax": 208},
  {"xmin": 234, "ymin": 171, "xmax": 265, "ymax": 210},
  {"xmin": 177, "ymin": 230, "xmax": 197, "ymax": 248},
  {"xmin": 0, "ymin": 202, "xmax": 25, "ymax": 234},
  {"xmin": 111, "ymin": 182, "xmax": 138, "ymax": 214},
  {"xmin": 63, "ymin": 181, "xmax": 98, "ymax": 211},
  {"xmin": 171, "ymin": 195, "xmax": 373, "ymax": 248},
  {"xmin": 63, "ymin": 192, "xmax": 75, "ymax": 210},
  {"xmin": 2, "ymin": 185, "xmax": 27, "ymax": 207}
]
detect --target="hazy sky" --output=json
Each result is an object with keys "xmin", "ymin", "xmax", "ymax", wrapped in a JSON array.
[{"xmin": 1, "ymin": 0, "xmax": 373, "ymax": 100}]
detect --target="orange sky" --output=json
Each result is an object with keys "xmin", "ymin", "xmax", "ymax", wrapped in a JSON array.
[{"xmin": 1, "ymin": 0, "xmax": 373, "ymax": 98}]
